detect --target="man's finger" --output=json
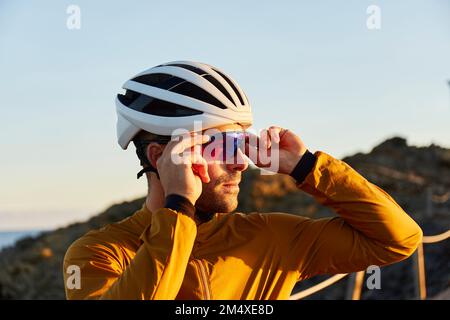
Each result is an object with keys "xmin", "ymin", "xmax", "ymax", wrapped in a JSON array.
[
  {"xmin": 171, "ymin": 134, "xmax": 210, "ymax": 155},
  {"xmin": 192, "ymin": 156, "xmax": 210, "ymax": 183},
  {"xmin": 260, "ymin": 129, "xmax": 271, "ymax": 150},
  {"xmin": 268, "ymin": 126, "xmax": 282, "ymax": 143}
]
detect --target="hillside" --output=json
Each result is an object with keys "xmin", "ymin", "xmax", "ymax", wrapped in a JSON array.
[{"xmin": 0, "ymin": 136, "xmax": 448, "ymax": 299}]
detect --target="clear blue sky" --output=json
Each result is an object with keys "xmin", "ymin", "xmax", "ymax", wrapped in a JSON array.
[{"xmin": 1, "ymin": 0, "xmax": 449, "ymax": 230}]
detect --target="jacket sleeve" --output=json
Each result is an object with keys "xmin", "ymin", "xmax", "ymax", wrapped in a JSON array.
[
  {"xmin": 268, "ymin": 151, "xmax": 423, "ymax": 280},
  {"xmin": 63, "ymin": 207, "xmax": 197, "ymax": 299}
]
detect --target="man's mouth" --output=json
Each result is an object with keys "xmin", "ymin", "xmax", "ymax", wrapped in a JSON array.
[
  {"xmin": 222, "ymin": 181, "xmax": 240, "ymax": 191},
  {"xmin": 222, "ymin": 180, "xmax": 240, "ymax": 186}
]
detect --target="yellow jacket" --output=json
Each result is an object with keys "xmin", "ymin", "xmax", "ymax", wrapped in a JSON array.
[{"xmin": 63, "ymin": 151, "xmax": 422, "ymax": 299}]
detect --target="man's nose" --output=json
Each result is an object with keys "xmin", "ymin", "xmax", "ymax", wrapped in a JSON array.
[{"xmin": 225, "ymin": 149, "xmax": 248, "ymax": 172}]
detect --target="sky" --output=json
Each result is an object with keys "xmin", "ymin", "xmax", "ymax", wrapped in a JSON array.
[{"xmin": 0, "ymin": 0, "xmax": 449, "ymax": 231}]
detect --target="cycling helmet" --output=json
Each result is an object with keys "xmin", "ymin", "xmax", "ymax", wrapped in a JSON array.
[{"xmin": 116, "ymin": 61, "xmax": 253, "ymax": 149}]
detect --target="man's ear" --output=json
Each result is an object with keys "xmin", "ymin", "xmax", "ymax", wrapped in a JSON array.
[{"xmin": 146, "ymin": 143, "xmax": 163, "ymax": 168}]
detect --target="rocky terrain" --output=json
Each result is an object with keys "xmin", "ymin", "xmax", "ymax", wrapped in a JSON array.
[{"xmin": 0, "ymin": 136, "xmax": 448, "ymax": 299}]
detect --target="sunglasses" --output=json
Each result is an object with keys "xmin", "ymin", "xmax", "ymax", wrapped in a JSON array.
[
  {"xmin": 138, "ymin": 131, "xmax": 247, "ymax": 163},
  {"xmin": 201, "ymin": 131, "xmax": 246, "ymax": 162}
]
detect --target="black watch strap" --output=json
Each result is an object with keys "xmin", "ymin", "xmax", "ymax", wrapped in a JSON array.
[
  {"xmin": 165, "ymin": 194, "xmax": 195, "ymax": 217},
  {"xmin": 289, "ymin": 150, "xmax": 317, "ymax": 184}
]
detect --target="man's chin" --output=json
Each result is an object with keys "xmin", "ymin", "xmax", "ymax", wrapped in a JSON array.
[
  {"xmin": 222, "ymin": 197, "xmax": 239, "ymax": 213},
  {"xmin": 196, "ymin": 185, "xmax": 240, "ymax": 214}
]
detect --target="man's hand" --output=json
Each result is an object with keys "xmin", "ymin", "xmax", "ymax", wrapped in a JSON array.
[
  {"xmin": 156, "ymin": 134, "xmax": 210, "ymax": 206},
  {"xmin": 245, "ymin": 126, "xmax": 308, "ymax": 175}
]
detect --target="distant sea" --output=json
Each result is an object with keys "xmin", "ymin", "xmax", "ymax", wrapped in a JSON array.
[{"xmin": 0, "ymin": 230, "xmax": 43, "ymax": 252}]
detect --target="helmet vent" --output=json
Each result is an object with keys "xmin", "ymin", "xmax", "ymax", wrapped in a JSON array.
[
  {"xmin": 165, "ymin": 63, "xmax": 235, "ymax": 106},
  {"xmin": 170, "ymin": 81, "xmax": 228, "ymax": 109},
  {"xmin": 118, "ymin": 90, "xmax": 203, "ymax": 117},
  {"xmin": 132, "ymin": 73, "xmax": 184, "ymax": 90},
  {"xmin": 132, "ymin": 71, "xmax": 228, "ymax": 109},
  {"xmin": 212, "ymin": 68, "xmax": 245, "ymax": 106}
]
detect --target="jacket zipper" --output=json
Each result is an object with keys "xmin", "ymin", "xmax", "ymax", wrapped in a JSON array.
[{"xmin": 194, "ymin": 259, "xmax": 211, "ymax": 300}]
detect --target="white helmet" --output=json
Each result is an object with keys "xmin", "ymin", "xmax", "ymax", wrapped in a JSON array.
[{"xmin": 116, "ymin": 61, "xmax": 253, "ymax": 149}]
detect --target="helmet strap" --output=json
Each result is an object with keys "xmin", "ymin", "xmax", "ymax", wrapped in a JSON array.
[
  {"xmin": 137, "ymin": 166, "xmax": 160, "ymax": 179},
  {"xmin": 135, "ymin": 140, "xmax": 161, "ymax": 179}
]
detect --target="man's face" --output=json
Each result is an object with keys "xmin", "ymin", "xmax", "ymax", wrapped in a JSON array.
[{"xmin": 195, "ymin": 124, "xmax": 249, "ymax": 214}]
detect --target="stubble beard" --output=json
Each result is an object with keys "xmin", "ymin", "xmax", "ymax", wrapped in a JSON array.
[{"xmin": 195, "ymin": 173, "xmax": 241, "ymax": 216}]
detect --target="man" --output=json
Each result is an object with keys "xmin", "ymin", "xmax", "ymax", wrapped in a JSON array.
[{"xmin": 63, "ymin": 61, "xmax": 422, "ymax": 299}]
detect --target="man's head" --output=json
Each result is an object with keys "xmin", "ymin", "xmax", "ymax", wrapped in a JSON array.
[
  {"xmin": 135, "ymin": 123, "xmax": 249, "ymax": 215},
  {"xmin": 116, "ymin": 61, "xmax": 253, "ymax": 215}
]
